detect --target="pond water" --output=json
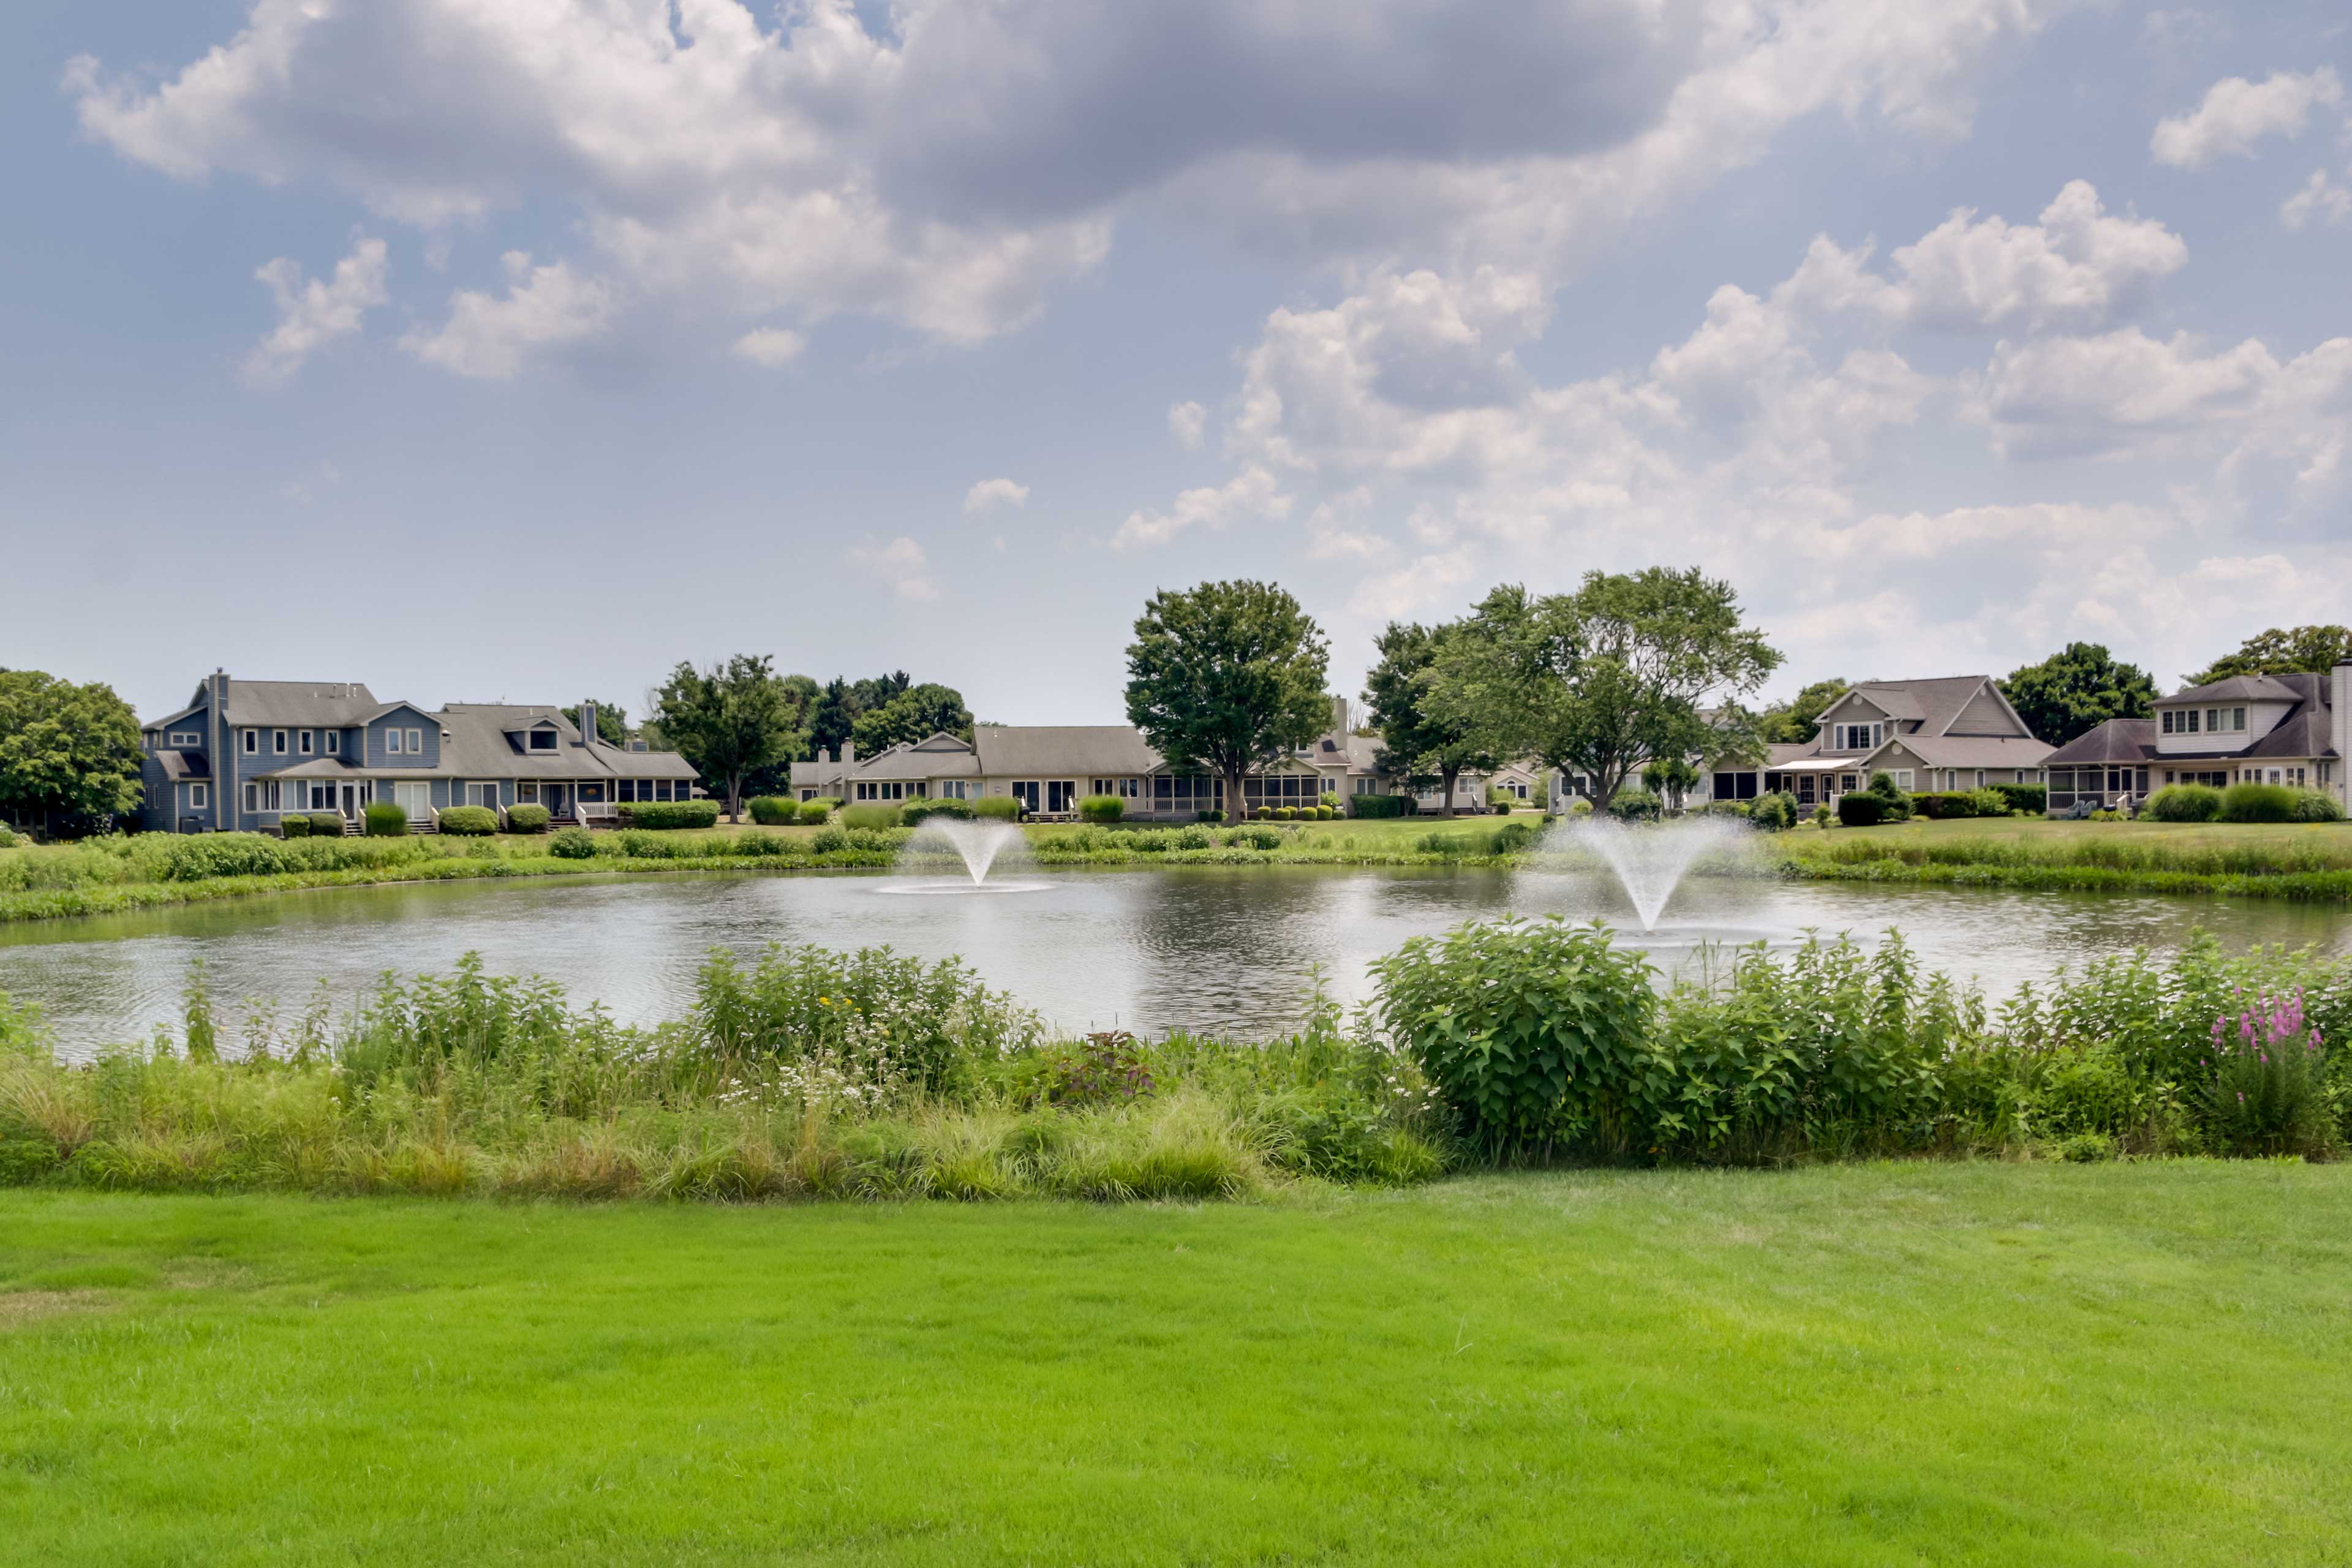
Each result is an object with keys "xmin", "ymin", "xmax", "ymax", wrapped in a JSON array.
[{"xmin": 4, "ymin": 866, "xmax": 2349, "ymax": 1058}]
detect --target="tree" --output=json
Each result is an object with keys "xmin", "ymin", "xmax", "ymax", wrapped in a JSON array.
[
  {"xmin": 850, "ymin": 671, "xmax": 911, "ymax": 714},
  {"xmin": 560, "ymin": 701, "xmax": 628, "ymax": 746},
  {"xmin": 2185, "ymin": 625, "xmax": 2352, "ymax": 687},
  {"xmin": 1362, "ymin": 620, "xmax": 1494, "ymax": 817},
  {"xmin": 0, "ymin": 670, "xmax": 143, "ymax": 831},
  {"xmin": 808, "ymin": 678, "xmax": 856, "ymax": 759},
  {"xmin": 1999, "ymin": 643, "xmax": 2157, "ymax": 747},
  {"xmin": 1642, "ymin": 755, "xmax": 1700, "ymax": 810},
  {"xmin": 1426, "ymin": 569, "xmax": 1782, "ymax": 805},
  {"xmin": 851, "ymin": 682, "xmax": 975, "ymax": 755},
  {"xmin": 1758, "ymin": 676, "xmax": 1851, "ymax": 745},
  {"xmin": 1125, "ymin": 580, "xmax": 1331, "ymax": 824},
  {"xmin": 738, "ymin": 674, "xmax": 820, "ymax": 801},
  {"xmin": 650, "ymin": 655, "xmax": 803, "ymax": 821}
]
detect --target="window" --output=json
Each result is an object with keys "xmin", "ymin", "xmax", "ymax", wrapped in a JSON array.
[
  {"xmin": 1833, "ymin": 722, "xmax": 1885, "ymax": 752},
  {"xmin": 244, "ymin": 783, "xmax": 257, "ymax": 812},
  {"xmin": 939, "ymin": 780, "xmax": 969, "ymax": 799},
  {"xmin": 530, "ymin": 731, "xmax": 556, "ymax": 752},
  {"xmin": 2185, "ymin": 709, "xmax": 2199, "ymax": 734},
  {"xmin": 326, "ymin": 731, "xmax": 338, "ymax": 755},
  {"xmin": 518, "ymin": 782, "xmax": 538, "ymax": 803},
  {"xmin": 167, "ymin": 729, "xmax": 201, "ymax": 747},
  {"xmin": 2162, "ymin": 710, "xmax": 2174, "ymax": 734},
  {"xmin": 1091, "ymin": 777, "xmax": 1141, "ymax": 798},
  {"xmin": 1895, "ymin": 770, "xmax": 1913, "ymax": 790},
  {"xmin": 274, "ymin": 729, "xmax": 288, "ymax": 754},
  {"xmin": 243, "ymin": 729, "xmax": 258, "ymax": 755},
  {"xmin": 188, "ymin": 782, "xmax": 209, "ymax": 811},
  {"xmin": 407, "ymin": 728, "xmax": 423, "ymax": 755},
  {"xmin": 298, "ymin": 730, "xmax": 313, "ymax": 755},
  {"xmin": 1975, "ymin": 770, "xmax": 1986, "ymax": 789},
  {"xmin": 2234, "ymin": 707, "xmax": 2247, "ymax": 731},
  {"xmin": 386, "ymin": 729, "xmax": 403, "ymax": 755}
]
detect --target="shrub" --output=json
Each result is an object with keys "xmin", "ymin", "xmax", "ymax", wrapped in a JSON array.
[
  {"xmin": 1373, "ymin": 917, "xmax": 1658, "ymax": 1155},
  {"xmin": 1174, "ymin": 826, "xmax": 1213, "ymax": 849},
  {"xmin": 1967, "ymin": 788, "xmax": 2011, "ymax": 818},
  {"xmin": 278, "ymin": 813, "xmax": 311, "ymax": 839},
  {"xmin": 796, "ymin": 799, "xmax": 835, "ymax": 825},
  {"xmin": 1078, "ymin": 794, "xmax": 1125, "ymax": 824},
  {"xmin": 1491, "ymin": 801, "xmax": 1512, "ymax": 816},
  {"xmin": 1991, "ymin": 783, "xmax": 2047, "ymax": 815},
  {"xmin": 1319, "ymin": 793, "xmax": 1340, "ymax": 810},
  {"xmin": 1812, "ymin": 804, "xmax": 1832, "ymax": 827},
  {"xmin": 1608, "ymin": 786, "xmax": 1661, "ymax": 822},
  {"xmin": 306, "ymin": 813, "xmax": 345, "ymax": 838},
  {"xmin": 1864, "ymin": 774, "xmax": 1913, "ymax": 821},
  {"xmin": 972, "ymin": 796, "xmax": 1020, "ymax": 821},
  {"xmin": 1226, "ymin": 826, "xmax": 1282, "ymax": 851},
  {"xmin": 840, "ymin": 804, "xmax": 903, "ymax": 830},
  {"xmin": 1749, "ymin": 791, "xmax": 1799, "ymax": 832},
  {"xmin": 810, "ymin": 826, "xmax": 849, "ymax": 854},
  {"xmin": 2290, "ymin": 788, "xmax": 2345, "ymax": 823},
  {"xmin": 903, "ymin": 796, "xmax": 974, "ymax": 823},
  {"xmin": 505, "ymin": 803, "xmax": 551, "ymax": 834},
  {"xmin": 1911, "ymin": 791, "xmax": 1987, "ymax": 820},
  {"xmin": 363, "ymin": 802, "xmax": 407, "ymax": 837},
  {"xmin": 2221, "ymin": 782, "xmax": 2296, "ymax": 824},
  {"xmin": 1279, "ymin": 805, "xmax": 1301, "ymax": 821},
  {"xmin": 1252, "ymin": 806, "xmax": 1273, "ymax": 821},
  {"xmin": 1565, "ymin": 796, "xmax": 1594, "ymax": 818},
  {"xmin": 1196, "ymin": 808, "xmax": 1226, "ymax": 823},
  {"xmin": 1838, "ymin": 794, "xmax": 1887, "ymax": 827},
  {"xmin": 2145, "ymin": 783, "xmax": 2223, "ymax": 823},
  {"xmin": 549, "ymin": 827, "xmax": 597, "ymax": 860},
  {"xmin": 1348, "ymin": 794, "xmax": 1407, "ymax": 819},
  {"xmin": 1314, "ymin": 805, "xmax": 1333, "ymax": 820},
  {"xmin": 439, "ymin": 805, "xmax": 499, "ymax": 837},
  {"xmin": 2198, "ymin": 987, "xmax": 2329, "ymax": 1156},
  {"xmin": 748, "ymin": 797, "xmax": 796, "ymax": 826},
  {"xmin": 615, "ymin": 800, "xmax": 721, "ymax": 831}
]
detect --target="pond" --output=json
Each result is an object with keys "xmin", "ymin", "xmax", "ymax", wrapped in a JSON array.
[{"xmin": 4, "ymin": 865, "xmax": 2349, "ymax": 1058}]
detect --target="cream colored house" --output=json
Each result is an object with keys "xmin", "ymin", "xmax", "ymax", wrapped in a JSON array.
[
  {"xmin": 2045, "ymin": 666, "xmax": 2348, "ymax": 813},
  {"xmin": 1700, "ymin": 676, "xmax": 2051, "ymax": 809}
]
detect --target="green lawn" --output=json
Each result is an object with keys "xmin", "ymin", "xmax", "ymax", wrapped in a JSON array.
[
  {"xmin": 1792, "ymin": 814, "xmax": 2352, "ymax": 859},
  {"xmin": 5, "ymin": 1164, "xmax": 2349, "ymax": 1565}
]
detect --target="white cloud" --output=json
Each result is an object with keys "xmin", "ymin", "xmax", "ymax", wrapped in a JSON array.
[
  {"xmin": 1112, "ymin": 466, "xmax": 1290, "ymax": 549},
  {"xmin": 399, "ymin": 252, "xmax": 615, "ymax": 380},
  {"xmin": 732, "ymin": 328, "xmax": 808, "ymax": 366},
  {"xmin": 846, "ymin": 537, "xmax": 940, "ymax": 601},
  {"xmin": 2282, "ymin": 168, "xmax": 2352, "ymax": 232},
  {"xmin": 962, "ymin": 477, "xmax": 1030, "ymax": 513},
  {"xmin": 242, "ymin": 235, "xmax": 388, "ymax": 385},
  {"xmin": 1167, "ymin": 400, "xmax": 1206, "ymax": 450},
  {"xmin": 2150, "ymin": 68, "xmax": 2345, "ymax": 169}
]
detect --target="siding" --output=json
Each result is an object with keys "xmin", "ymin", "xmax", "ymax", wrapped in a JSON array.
[
  {"xmin": 365, "ymin": 707, "xmax": 441, "ymax": 768},
  {"xmin": 1951, "ymin": 687, "xmax": 2021, "ymax": 736}
]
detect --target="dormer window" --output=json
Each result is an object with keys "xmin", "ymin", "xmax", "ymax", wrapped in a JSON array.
[{"xmin": 530, "ymin": 730, "xmax": 557, "ymax": 752}]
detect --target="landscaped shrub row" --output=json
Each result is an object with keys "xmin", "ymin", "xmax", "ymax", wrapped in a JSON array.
[
  {"xmin": 1909, "ymin": 789, "xmax": 2015, "ymax": 820},
  {"xmin": 614, "ymin": 800, "xmax": 722, "ymax": 831},
  {"xmin": 1252, "ymin": 805, "xmax": 1338, "ymax": 821},
  {"xmin": 748, "ymin": 796, "xmax": 797, "ymax": 826},
  {"xmin": 1347, "ymin": 794, "xmax": 1411, "ymax": 818},
  {"xmin": 505, "ymin": 803, "xmax": 551, "ymax": 833},
  {"xmin": 438, "ymin": 805, "xmax": 499, "ymax": 837}
]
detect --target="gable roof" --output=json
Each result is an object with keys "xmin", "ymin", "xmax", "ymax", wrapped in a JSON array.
[
  {"xmin": 2162, "ymin": 673, "xmax": 2305, "ymax": 705},
  {"xmin": 971, "ymin": 726, "xmax": 1164, "ymax": 777},
  {"xmin": 2044, "ymin": 719, "xmax": 2158, "ymax": 766},
  {"xmin": 225, "ymin": 680, "xmax": 382, "ymax": 728}
]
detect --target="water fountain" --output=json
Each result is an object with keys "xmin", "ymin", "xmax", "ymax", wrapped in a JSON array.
[
  {"xmin": 875, "ymin": 818, "xmax": 1053, "ymax": 895},
  {"xmin": 1515, "ymin": 812, "xmax": 1787, "ymax": 960}
]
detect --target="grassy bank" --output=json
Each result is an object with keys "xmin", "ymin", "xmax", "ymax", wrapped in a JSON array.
[
  {"xmin": 6, "ymin": 1164, "xmax": 2351, "ymax": 1564},
  {"xmin": 1763, "ymin": 816, "xmax": 2352, "ymax": 899}
]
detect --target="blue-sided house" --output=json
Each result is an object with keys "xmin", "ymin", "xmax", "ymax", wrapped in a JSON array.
[{"xmin": 138, "ymin": 672, "xmax": 698, "ymax": 833}]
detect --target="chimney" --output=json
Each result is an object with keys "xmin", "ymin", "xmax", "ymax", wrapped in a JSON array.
[
  {"xmin": 579, "ymin": 701, "xmax": 598, "ymax": 747},
  {"xmin": 2334, "ymin": 661, "xmax": 2351, "ymax": 810},
  {"xmin": 1330, "ymin": 693, "xmax": 1349, "ymax": 734},
  {"xmin": 843, "ymin": 739, "xmax": 856, "ymax": 766}
]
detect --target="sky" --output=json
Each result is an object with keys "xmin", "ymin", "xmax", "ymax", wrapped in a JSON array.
[{"xmin": 2, "ymin": 0, "xmax": 2348, "ymax": 728}]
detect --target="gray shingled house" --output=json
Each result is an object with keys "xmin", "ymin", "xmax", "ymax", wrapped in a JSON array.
[
  {"xmin": 1701, "ymin": 676, "xmax": 2053, "ymax": 810},
  {"xmin": 2044, "ymin": 666, "xmax": 2349, "ymax": 813}
]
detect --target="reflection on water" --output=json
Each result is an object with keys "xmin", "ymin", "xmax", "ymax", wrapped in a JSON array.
[{"xmin": 1, "ymin": 866, "xmax": 2347, "ymax": 1058}]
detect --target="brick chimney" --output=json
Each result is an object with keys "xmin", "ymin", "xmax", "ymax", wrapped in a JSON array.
[
  {"xmin": 1330, "ymin": 693, "xmax": 1349, "ymax": 734},
  {"xmin": 579, "ymin": 700, "xmax": 599, "ymax": 747}
]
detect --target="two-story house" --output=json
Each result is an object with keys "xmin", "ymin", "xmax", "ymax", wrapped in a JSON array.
[
  {"xmin": 2043, "ymin": 665, "xmax": 2348, "ymax": 813},
  {"xmin": 138, "ymin": 672, "xmax": 697, "ymax": 833},
  {"xmin": 1702, "ymin": 676, "xmax": 2052, "ymax": 809}
]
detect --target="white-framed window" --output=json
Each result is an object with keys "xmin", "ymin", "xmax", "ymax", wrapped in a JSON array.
[
  {"xmin": 325, "ymin": 731, "xmax": 338, "ymax": 755},
  {"xmin": 2234, "ymin": 707, "xmax": 2247, "ymax": 731},
  {"xmin": 1975, "ymin": 770, "xmax": 1987, "ymax": 788},
  {"xmin": 530, "ymin": 731, "xmax": 556, "ymax": 752},
  {"xmin": 243, "ymin": 729, "xmax": 258, "ymax": 755},
  {"xmin": 167, "ymin": 729, "xmax": 201, "ymax": 747},
  {"xmin": 273, "ymin": 729, "xmax": 288, "ymax": 754},
  {"xmin": 244, "ymin": 783, "xmax": 257, "ymax": 812},
  {"xmin": 1090, "ymin": 777, "xmax": 1141, "ymax": 798},
  {"xmin": 406, "ymin": 728, "xmax": 423, "ymax": 755},
  {"xmin": 1352, "ymin": 777, "xmax": 1378, "ymax": 795},
  {"xmin": 386, "ymin": 728, "xmax": 404, "ymax": 755},
  {"xmin": 939, "ymin": 780, "xmax": 969, "ymax": 799},
  {"xmin": 188, "ymin": 782, "xmax": 209, "ymax": 811},
  {"xmin": 518, "ymin": 782, "xmax": 538, "ymax": 803},
  {"xmin": 2162, "ymin": 710, "xmax": 2173, "ymax": 734},
  {"xmin": 1894, "ymin": 770, "xmax": 1914, "ymax": 790},
  {"xmin": 243, "ymin": 782, "xmax": 281, "ymax": 813},
  {"xmin": 298, "ymin": 730, "xmax": 313, "ymax": 755}
]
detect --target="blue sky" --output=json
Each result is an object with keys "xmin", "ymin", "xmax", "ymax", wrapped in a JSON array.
[{"xmin": 4, "ymin": 0, "xmax": 2348, "ymax": 726}]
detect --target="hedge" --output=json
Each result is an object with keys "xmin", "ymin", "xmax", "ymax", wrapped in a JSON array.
[
  {"xmin": 1349, "ymin": 794, "xmax": 1409, "ymax": 819},
  {"xmin": 1837, "ymin": 794, "xmax": 1887, "ymax": 827},
  {"xmin": 1077, "ymin": 794, "xmax": 1125, "ymax": 824},
  {"xmin": 903, "ymin": 797, "xmax": 974, "ymax": 824},
  {"xmin": 972, "ymin": 796, "xmax": 1020, "ymax": 821},
  {"xmin": 279, "ymin": 814, "xmax": 311, "ymax": 839},
  {"xmin": 796, "ymin": 799, "xmax": 837, "ymax": 825},
  {"xmin": 748, "ymin": 797, "xmax": 796, "ymax": 826},
  {"xmin": 616, "ymin": 800, "xmax": 720, "ymax": 831},
  {"xmin": 505, "ymin": 803, "xmax": 551, "ymax": 834},
  {"xmin": 840, "ymin": 804, "xmax": 902, "ymax": 830},
  {"xmin": 2144, "ymin": 784, "xmax": 2222, "ymax": 823},
  {"xmin": 2221, "ymin": 782, "xmax": 2296, "ymax": 823},
  {"xmin": 363, "ymin": 802, "xmax": 408, "ymax": 837},
  {"xmin": 1910, "ymin": 790, "xmax": 2013, "ymax": 820},
  {"xmin": 1990, "ymin": 783, "xmax": 2046, "ymax": 815},
  {"xmin": 439, "ymin": 805, "xmax": 499, "ymax": 836}
]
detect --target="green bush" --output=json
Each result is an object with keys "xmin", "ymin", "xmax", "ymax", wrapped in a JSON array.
[
  {"xmin": 903, "ymin": 796, "xmax": 974, "ymax": 824},
  {"xmin": 840, "ymin": 804, "xmax": 903, "ymax": 830},
  {"xmin": 1837, "ymin": 794, "xmax": 1887, "ymax": 827},
  {"xmin": 1911, "ymin": 791, "xmax": 1991, "ymax": 820},
  {"xmin": 1490, "ymin": 801, "xmax": 1511, "ymax": 816},
  {"xmin": 1967, "ymin": 788, "xmax": 2011, "ymax": 817},
  {"xmin": 1991, "ymin": 783, "xmax": 2047, "ymax": 815},
  {"xmin": 1864, "ymin": 774, "xmax": 1914, "ymax": 821},
  {"xmin": 363, "ymin": 802, "xmax": 407, "ymax": 837},
  {"xmin": 549, "ymin": 827, "xmax": 597, "ymax": 860},
  {"xmin": 1750, "ymin": 791, "xmax": 1799, "ymax": 832},
  {"xmin": 2221, "ymin": 782, "xmax": 2296, "ymax": 823},
  {"xmin": 1196, "ymin": 808, "xmax": 1226, "ymax": 823},
  {"xmin": 439, "ymin": 805, "xmax": 499, "ymax": 837},
  {"xmin": 747, "ymin": 797, "xmax": 796, "ymax": 826},
  {"xmin": 615, "ymin": 800, "xmax": 721, "ymax": 831},
  {"xmin": 2144, "ymin": 784, "xmax": 2223, "ymax": 823},
  {"xmin": 1348, "ymin": 794, "xmax": 1407, "ymax": 819},
  {"xmin": 1174, "ymin": 826, "xmax": 1213, "ymax": 849},
  {"xmin": 1278, "ymin": 805, "xmax": 1300, "ymax": 821},
  {"xmin": 1373, "ymin": 917, "xmax": 1658, "ymax": 1155},
  {"xmin": 1314, "ymin": 804, "xmax": 1334, "ymax": 820},
  {"xmin": 810, "ymin": 826, "xmax": 848, "ymax": 854},
  {"xmin": 505, "ymin": 803, "xmax": 551, "ymax": 834},
  {"xmin": 1319, "ymin": 793, "xmax": 1341, "ymax": 810},
  {"xmin": 1078, "ymin": 794, "xmax": 1125, "ymax": 824},
  {"xmin": 278, "ymin": 813, "xmax": 311, "ymax": 839},
  {"xmin": 972, "ymin": 796, "xmax": 1020, "ymax": 821},
  {"xmin": 306, "ymin": 813, "xmax": 345, "ymax": 839},
  {"xmin": 1608, "ymin": 786, "xmax": 1661, "ymax": 822},
  {"xmin": 2290, "ymin": 788, "xmax": 2345, "ymax": 823},
  {"xmin": 1226, "ymin": 827, "xmax": 1282, "ymax": 851},
  {"xmin": 796, "ymin": 799, "xmax": 836, "ymax": 825}
]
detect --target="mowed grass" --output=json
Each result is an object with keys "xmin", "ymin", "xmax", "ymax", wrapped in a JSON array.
[
  {"xmin": 1789, "ymin": 815, "xmax": 2352, "ymax": 860},
  {"xmin": 5, "ymin": 1164, "xmax": 2350, "ymax": 1566}
]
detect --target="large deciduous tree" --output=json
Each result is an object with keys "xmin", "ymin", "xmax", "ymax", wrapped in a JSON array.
[
  {"xmin": 1362, "ymin": 620, "xmax": 1493, "ymax": 817},
  {"xmin": 560, "ymin": 700, "xmax": 628, "ymax": 745},
  {"xmin": 2185, "ymin": 625, "xmax": 2352, "ymax": 688},
  {"xmin": 1125, "ymin": 580, "xmax": 1331, "ymax": 822},
  {"xmin": 1426, "ymin": 569, "xmax": 1782, "ymax": 806},
  {"xmin": 1758, "ymin": 676, "xmax": 1852, "ymax": 745},
  {"xmin": 651, "ymin": 655, "xmax": 803, "ymax": 821},
  {"xmin": 807, "ymin": 678, "xmax": 856, "ymax": 760},
  {"xmin": 0, "ymin": 670, "xmax": 143, "ymax": 832},
  {"xmin": 850, "ymin": 682, "xmax": 975, "ymax": 754},
  {"xmin": 1999, "ymin": 643, "xmax": 2157, "ymax": 747}
]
